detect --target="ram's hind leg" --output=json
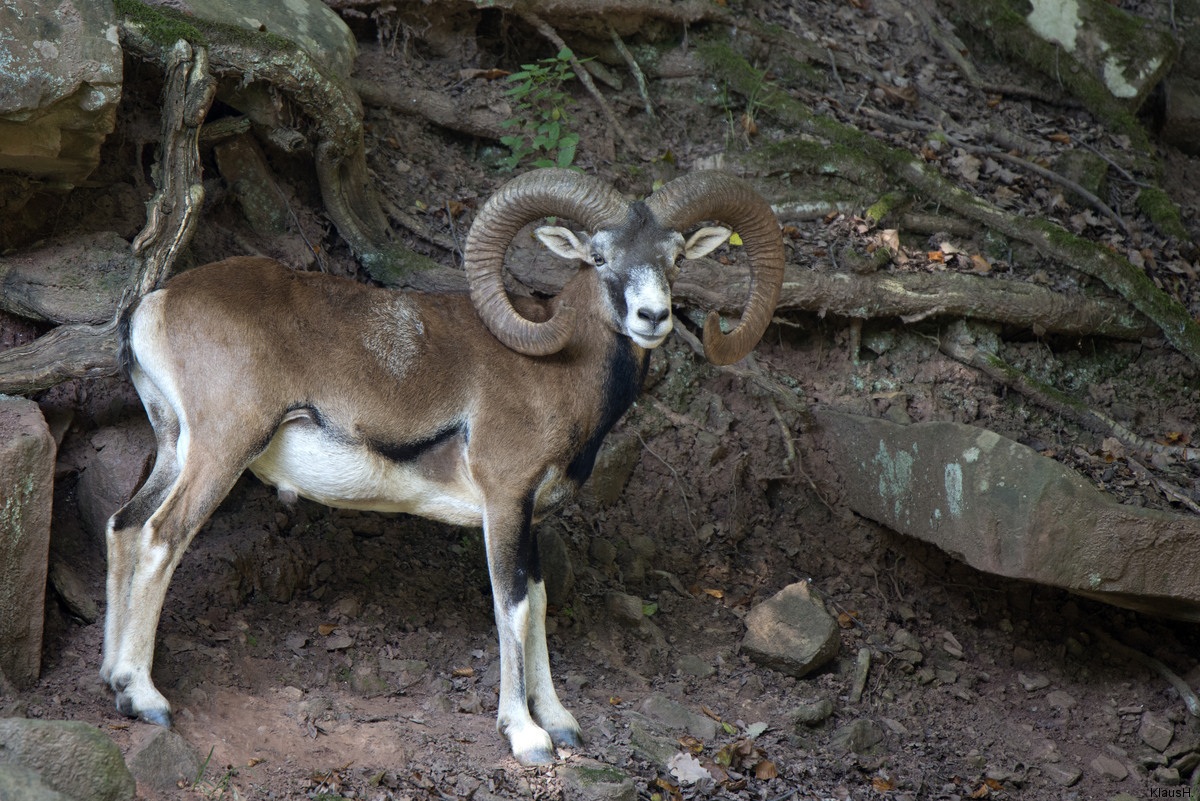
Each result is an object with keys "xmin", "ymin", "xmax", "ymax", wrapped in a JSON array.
[
  {"xmin": 103, "ymin": 382, "xmax": 181, "ymax": 685},
  {"xmin": 105, "ymin": 447, "xmax": 245, "ymax": 726}
]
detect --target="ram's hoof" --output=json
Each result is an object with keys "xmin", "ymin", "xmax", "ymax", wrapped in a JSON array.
[{"xmin": 545, "ymin": 726, "xmax": 583, "ymax": 749}]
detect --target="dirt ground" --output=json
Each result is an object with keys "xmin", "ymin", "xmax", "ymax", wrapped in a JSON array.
[{"xmin": 7, "ymin": 0, "xmax": 1200, "ymax": 800}]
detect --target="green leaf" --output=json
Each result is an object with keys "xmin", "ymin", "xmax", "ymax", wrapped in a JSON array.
[
  {"xmin": 557, "ymin": 46, "xmax": 574, "ymax": 61},
  {"xmin": 721, "ymin": 722, "xmax": 737, "ymax": 735},
  {"xmin": 532, "ymin": 158, "xmax": 556, "ymax": 168},
  {"xmin": 641, "ymin": 602, "xmax": 658, "ymax": 617},
  {"xmin": 507, "ymin": 71, "xmax": 531, "ymax": 81}
]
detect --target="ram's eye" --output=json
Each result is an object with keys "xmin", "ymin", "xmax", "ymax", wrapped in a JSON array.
[{"xmin": 592, "ymin": 253, "xmax": 606, "ymax": 266}]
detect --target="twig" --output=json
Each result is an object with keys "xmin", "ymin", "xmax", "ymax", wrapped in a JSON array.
[
  {"xmin": 519, "ymin": 11, "xmax": 637, "ymax": 153},
  {"xmin": 826, "ymin": 47, "xmax": 845, "ymax": 96},
  {"xmin": 609, "ymin": 25, "xmax": 655, "ymax": 122},
  {"xmin": 1077, "ymin": 138, "xmax": 1152, "ymax": 188}
]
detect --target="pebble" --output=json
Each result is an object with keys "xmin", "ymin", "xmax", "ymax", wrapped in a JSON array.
[
  {"xmin": 1089, "ymin": 754, "xmax": 1128, "ymax": 781},
  {"xmin": 1042, "ymin": 763, "xmax": 1081, "ymax": 786},
  {"xmin": 790, "ymin": 699, "xmax": 834, "ymax": 728},
  {"xmin": 1139, "ymin": 710, "xmax": 1174, "ymax": 752},
  {"xmin": 1152, "ymin": 766, "xmax": 1182, "ymax": 786},
  {"xmin": 1046, "ymin": 690, "xmax": 1077, "ymax": 710},
  {"xmin": 676, "ymin": 655, "xmax": 715, "ymax": 678},
  {"xmin": 1017, "ymin": 672, "xmax": 1051, "ymax": 691}
]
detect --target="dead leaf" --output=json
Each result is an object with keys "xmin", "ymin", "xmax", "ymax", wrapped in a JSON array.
[
  {"xmin": 1048, "ymin": 132, "xmax": 1071, "ymax": 144},
  {"xmin": 318, "ymin": 623, "xmax": 338, "ymax": 636},
  {"xmin": 984, "ymin": 778, "xmax": 1003, "ymax": 790},
  {"xmin": 970, "ymin": 783, "xmax": 990, "ymax": 798},
  {"xmin": 740, "ymin": 113, "xmax": 758, "ymax": 136},
  {"xmin": 970, "ymin": 254, "xmax": 992, "ymax": 273},
  {"xmin": 701, "ymin": 705, "xmax": 723, "ymax": 721},
  {"xmin": 608, "ymin": 696, "xmax": 624, "ymax": 705},
  {"xmin": 668, "ymin": 752, "xmax": 712, "ymax": 785},
  {"xmin": 702, "ymin": 588, "xmax": 725, "ymax": 599},
  {"xmin": 754, "ymin": 760, "xmax": 779, "ymax": 779},
  {"xmin": 459, "ymin": 68, "xmax": 510, "ymax": 81},
  {"xmin": 678, "ymin": 735, "xmax": 705, "ymax": 753},
  {"xmin": 451, "ymin": 667, "xmax": 474, "ymax": 678},
  {"xmin": 872, "ymin": 777, "xmax": 895, "ymax": 791},
  {"xmin": 927, "ymin": 251, "xmax": 945, "ymax": 263}
]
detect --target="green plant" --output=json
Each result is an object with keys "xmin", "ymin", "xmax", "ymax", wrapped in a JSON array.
[{"xmin": 500, "ymin": 47, "xmax": 585, "ymax": 170}]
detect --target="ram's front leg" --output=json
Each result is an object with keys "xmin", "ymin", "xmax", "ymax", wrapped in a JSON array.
[{"xmin": 482, "ymin": 495, "xmax": 566, "ymax": 765}]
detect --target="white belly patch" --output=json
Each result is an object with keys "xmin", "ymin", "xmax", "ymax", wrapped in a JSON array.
[{"xmin": 248, "ymin": 418, "xmax": 483, "ymax": 527}]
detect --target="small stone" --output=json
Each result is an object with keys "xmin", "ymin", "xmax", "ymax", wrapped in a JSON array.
[
  {"xmin": 557, "ymin": 758, "xmax": 636, "ymax": 801},
  {"xmin": 638, "ymin": 694, "xmax": 719, "ymax": 740},
  {"xmin": 127, "ymin": 727, "xmax": 201, "ymax": 793},
  {"xmin": 741, "ymin": 582, "xmax": 840, "ymax": 678},
  {"xmin": 1042, "ymin": 763, "xmax": 1081, "ymax": 786},
  {"xmin": 1018, "ymin": 672, "xmax": 1051, "ymax": 691},
  {"xmin": 1140, "ymin": 710, "xmax": 1174, "ymax": 752},
  {"xmin": 830, "ymin": 718, "xmax": 884, "ymax": 755},
  {"xmin": 566, "ymin": 674, "xmax": 589, "ymax": 692},
  {"xmin": 790, "ymin": 699, "xmax": 834, "ymax": 728},
  {"xmin": 604, "ymin": 592, "xmax": 644, "ymax": 625},
  {"xmin": 891, "ymin": 628, "xmax": 922, "ymax": 652},
  {"xmin": 1046, "ymin": 690, "xmax": 1077, "ymax": 710},
  {"xmin": 1152, "ymin": 766, "xmax": 1181, "ymax": 785},
  {"xmin": 1089, "ymin": 754, "xmax": 1128, "ymax": 781},
  {"xmin": 629, "ymin": 717, "xmax": 679, "ymax": 769},
  {"xmin": 675, "ymin": 655, "xmax": 715, "ymax": 678},
  {"xmin": 457, "ymin": 691, "xmax": 483, "ymax": 714}
]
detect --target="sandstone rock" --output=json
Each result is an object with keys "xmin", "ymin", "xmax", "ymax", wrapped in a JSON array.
[
  {"xmin": 557, "ymin": 759, "xmax": 636, "ymax": 801},
  {"xmin": 585, "ymin": 433, "xmax": 641, "ymax": 506},
  {"xmin": 1041, "ymin": 762, "xmax": 1081, "ymax": 787},
  {"xmin": 638, "ymin": 694, "xmax": 719, "ymax": 740},
  {"xmin": 538, "ymin": 526, "xmax": 575, "ymax": 609},
  {"xmin": 0, "ymin": 763, "xmax": 73, "ymax": 801},
  {"xmin": 604, "ymin": 591, "xmax": 644, "ymax": 625},
  {"xmin": 48, "ymin": 560, "xmax": 99, "ymax": 624},
  {"xmin": 1021, "ymin": 0, "xmax": 1176, "ymax": 109},
  {"xmin": 830, "ymin": 718, "xmax": 884, "ymax": 755},
  {"xmin": 125, "ymin": 727, "xmax": 200, "ymax": 794},
  {"xmin": 813, "ymin": 410, "xmax": 1200, "ymax": 620},
  {"xmin": 790, "ymin": 698, "xmax": 834, "ymax": 728},
  {"xmin": 741, "ymin": 581, "xmax": 839, "ymax": 678},
  {"xmin": 75, "ymin": 418, "xmax": 155, "ymax": 541},
  {"xmin": 1089, "ymin": 753, "xmax": 1129, "ymax": 781},
  {"xmin": 174, "ymin": 0, "xmax": 357, "ymax": 80},
  {"xmin": 0, "ymin": 718, "xmax": 135, "ymax": 801},
  {"xmin": 1140, "ymin": 710, "xmax": 1174, "ymax": 752},
  {"xmin": 0, "ymin": 397, "xmax": 55, "ymax": 688},
  {"xmin": 0, "ymin": 1, "xmax": 122, "ymax": 185}
]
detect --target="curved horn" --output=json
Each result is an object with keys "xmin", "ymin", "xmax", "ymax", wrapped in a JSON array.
[
  {"xmin": 464, "ymin": 168, "xmax": 631, "ymax": 355},
  {"xmin": 644, "ymin": 172, "xmax": 784, "ymax": 366}
]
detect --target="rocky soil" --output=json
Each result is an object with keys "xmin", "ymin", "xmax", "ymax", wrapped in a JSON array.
[{"xmin": 5, "ymin": 0, "xmax": 1200, "ymax": 800}]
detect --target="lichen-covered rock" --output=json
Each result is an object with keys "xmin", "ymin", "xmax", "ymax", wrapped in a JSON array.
[
  {"xmin": 125, "ymin": 727, "xmax": 201, "ymax": 794},
  {"xmin": 0, "ymin": 718, "xmax": 135, "ymax": 801},
  {"xmin": 152, "ymin": 0, "xmax": 357, "ymax": 79},
  {"xmin": 813, "ymin": 409, "xmax": 1200, "ymax": 620},
  {"xmin": 0, "ymin": 396, "xmax": 55, "ymax": 688},
  {"xmin": 741, "ymin": 581, "xmax": 839, "ymax": 678},
  {"xmin": 0, "ymin": 0, "xmax": 122, "ymax": 185}
]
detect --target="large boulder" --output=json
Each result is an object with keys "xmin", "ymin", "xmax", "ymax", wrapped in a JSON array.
[
  {"xmin": 0, "ymin": 718, "xmax": 135, "ymax": 801},
  {"xmin": 0, "ymin": 397, "xmax": 55, "ymax": 688},
  {"xmin": 813, "ymin": 410, "xmax": 1200, "ymax": 620},
  {"xmin": 0, "ymin": 0, "xmax": 122, "ymax": 186}
]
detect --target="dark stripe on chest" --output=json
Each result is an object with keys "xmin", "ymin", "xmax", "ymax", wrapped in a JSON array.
[{"xmin": 565, "ymin": 339, "xmax": 648, "ymax": 486}]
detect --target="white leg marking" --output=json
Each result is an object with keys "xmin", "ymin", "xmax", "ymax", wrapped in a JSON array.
[{"xmin": 524, "ymin": 579, "xmax": 582, "ymax": 748}]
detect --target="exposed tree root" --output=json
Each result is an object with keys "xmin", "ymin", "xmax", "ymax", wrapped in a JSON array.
[
  {"xmin": 0, "ymin": 39, "xmax": 214, "ymax": 395},
  {"xmin": 939, "ymin": 323, "xmax": 1199, "ymax": 464},
  {"xmin": 700, "ymin": 45, "xmax": 1200, "ymax": 369},
  {"xmin": 350, "ymin": 77, "xmax": 509, "ymax": 140}
]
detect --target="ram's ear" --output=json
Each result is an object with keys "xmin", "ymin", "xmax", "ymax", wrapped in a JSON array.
[
  {"xmin": 682, "ymin": 226, "xmax": 732, "ymax": 259},
  {"xmin": 534, "ymin": 226, "xmax": 592, "ymax": 262}
]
